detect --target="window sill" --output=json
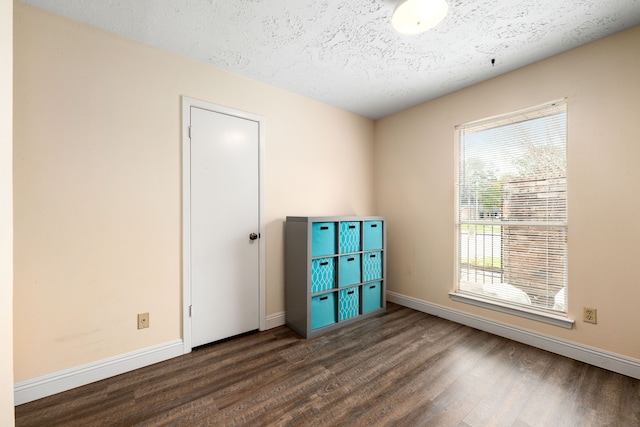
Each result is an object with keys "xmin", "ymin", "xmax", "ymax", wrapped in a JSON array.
[{"xmin": 448, "ymin": 292, "xmax": 574, "ymax": 329}]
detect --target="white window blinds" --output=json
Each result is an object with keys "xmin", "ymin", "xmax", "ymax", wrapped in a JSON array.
[{"xmin": 456, "ymin": 100, "xmax": 567, "ymax": 314}]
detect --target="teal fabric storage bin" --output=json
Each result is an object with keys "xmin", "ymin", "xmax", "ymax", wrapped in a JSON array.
[
  {"xmin": 339, "ymin": 287, "xmax": 360, "ymax": 321},
  {"xmin": 311, "ymin": 257, "xmax": 336, "ymax": 293},
  {"xmin": 311, "ymin": 292, "xmax": 337, "ymax": 329},
  {"xmin": 363, "ymin": 221, "xmax": 383, "ymax": 250},
  {"xmin": 363, "ymin": 282, "xmax": 382, "ymax": 313},
  {"xmin": 312, "ymin": 222, "xmax": 337, "ymax": 257},
  {"xmin": 339, "ymin": 221, "xmax": 361, "ymax": 253},
  {"xmin": 363, "ymin": 251, "xmax": 383, "ymax": 281},
  {"xmin": 339, "ymin": 254, "xmax": 361, "ymax": 287}
]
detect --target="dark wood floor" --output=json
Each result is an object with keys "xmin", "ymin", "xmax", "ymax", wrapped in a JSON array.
[{"xmin": 15, "ymin": 303, "xmax": 640, "ymax": 426}]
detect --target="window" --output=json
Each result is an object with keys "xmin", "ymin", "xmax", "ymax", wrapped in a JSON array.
[{"xmin": 454, "ymin": 100, "xmax": 568, "ymax": 323}]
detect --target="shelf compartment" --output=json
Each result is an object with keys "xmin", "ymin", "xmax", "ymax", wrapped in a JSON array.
[
  {"xmin": 363, "ymin": 221, "xmax": 383, "ymax": 250},
  {"xmin": 339, "ymin": 221, "xmax": 361, "ymax": 253},
  {"xmin": 312, "ymin": 222, "xmax": 337, "ymax": 257},
  {"xmin": 311, "ymin": 257, "xmax": 336, "ymax": 293},
  {"xmin": 311, "ymin": 292, "xmax": 337, "ymax": 330},
  {"xmin": 363, "ymin": 251, "xmax": 383, "ymax": 282},
  {"xmin": 363, "ymin": 282, "xmax": 383, "ymax": 313},
  {"xmin": 339, "ymin": 254, "xmax": 362, "ymax": 287},
  {"xmin": 339, "ymin": 287, "xmax": 360, "ymax": 321}
]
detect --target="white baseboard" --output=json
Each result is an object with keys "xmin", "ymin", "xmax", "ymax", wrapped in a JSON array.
[
  {"xmin": 16, "ymin": 312, "xmax": 286, "ymax": 406},
  {"xmin": 14, "ymin": 339, "xmax": 184, "ymax": 405},
  {"xmin": 387, "ymin": 291, "xmax": 640, "ymax": 380},
  {"xmin": 266, "ymin": 311, "xmax": 286, "ymax": 329},
  {"xmin": 18, "ymin": 298, "xmax": 639, "ymax": 406}
]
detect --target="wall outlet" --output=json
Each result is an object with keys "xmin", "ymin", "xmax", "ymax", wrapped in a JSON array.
[
  {"xmin": 583, "ymin": 307, "xmax": 597, "ymax": 324},
  {"xmin": 138, "ymin": 312, "xmax": 150, "ymax": 329}
]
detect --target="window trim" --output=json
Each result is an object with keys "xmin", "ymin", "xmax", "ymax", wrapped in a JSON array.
[
  {"xmin": 449, "ymin": 292, "xmax": 574, "ymax": 329},
  {"xmin": 453, "ymin": 100, "xmax": 570, "ymax": 326}
]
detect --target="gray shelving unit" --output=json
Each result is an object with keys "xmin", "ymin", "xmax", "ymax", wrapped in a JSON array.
[{"xmin": 285, "ymin": 216, "xmax": 386, "ymax": 338}]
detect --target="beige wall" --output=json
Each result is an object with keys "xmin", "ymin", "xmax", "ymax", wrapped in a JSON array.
[
  {"xmin": 13, "ymin": 3, "xmax": 374, "ymax": 381},
  {"xmin": 1, "ymin": 0, "xmax": 14, "ymax": 423},
  {"xmin": 375, "ymin": 25, "xmax": 640, "ymax": 359}
]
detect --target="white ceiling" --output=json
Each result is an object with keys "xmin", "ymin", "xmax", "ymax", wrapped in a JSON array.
[{"xmin": 20, "ymin": 0, "xmax": 640, "ymax": 119}]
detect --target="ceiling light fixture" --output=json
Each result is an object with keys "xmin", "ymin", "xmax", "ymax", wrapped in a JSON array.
[{"xmin": 392, "ymin": 0, "xmax": 449, "ymax": 34}]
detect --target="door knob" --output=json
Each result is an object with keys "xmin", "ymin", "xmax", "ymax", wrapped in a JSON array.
[{"xmin": 249, "ymin": 233, "xmax": 258, "ymax": 240}]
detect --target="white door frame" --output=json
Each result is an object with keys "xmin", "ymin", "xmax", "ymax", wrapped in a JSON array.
[{"xmin": 181, "ymin": 96, "xmax": 266, "ymax": 354}]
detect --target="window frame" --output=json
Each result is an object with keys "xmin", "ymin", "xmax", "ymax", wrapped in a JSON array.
[{"xmin": 452, "ymin": 100, "xmax": 573, "ymax": 329}]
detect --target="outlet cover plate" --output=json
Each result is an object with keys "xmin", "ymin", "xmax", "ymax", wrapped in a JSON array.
[
  {"xmin": 138, "ymin": 312, "xmax": 150, "ymax": 329},
  {"xmin": 583, "ymin": 307, "xmax": 597, "ymax": 324}
]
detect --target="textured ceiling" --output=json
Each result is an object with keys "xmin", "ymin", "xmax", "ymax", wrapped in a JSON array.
[{"xmin": 20, "ymin": 0, "xmax": 640, "ymax": 119}]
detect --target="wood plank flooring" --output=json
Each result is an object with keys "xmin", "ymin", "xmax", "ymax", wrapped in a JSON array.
[{"xmin": 15, "ymin": 303, "xmax": 640, "ymax": 426}]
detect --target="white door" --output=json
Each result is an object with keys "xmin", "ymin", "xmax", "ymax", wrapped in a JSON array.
[{"xmin": 190, "ymin": 106, "xmax": 260, "ymax": 348}]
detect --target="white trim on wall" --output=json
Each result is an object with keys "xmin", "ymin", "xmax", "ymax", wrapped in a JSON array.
[
  {"xmin": 387, "ymin": 291, "xmax": 640, "ymax": 380},
  {"xmin": 448, "ymin": 292, "xmax": 574, "ymax": 329},
  {"xmin": 266, "ymin": 311, "xmax": 286, "ymax": 330},
  {"xmin": 16, "ymin": 292, "xmax": 638, "ymax": 405},
  {"xmin": 14, "ymin": 340, "xmax": 183, "ymax": 405},
  {"xmin": 15, "ymin": 314, "xmax": 286, "ymax": 405}
]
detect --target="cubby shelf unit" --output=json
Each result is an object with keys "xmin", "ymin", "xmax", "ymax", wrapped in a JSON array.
[{"xmin": 285, "ymin": 216, "xmax": 386, "ymax": 338}]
